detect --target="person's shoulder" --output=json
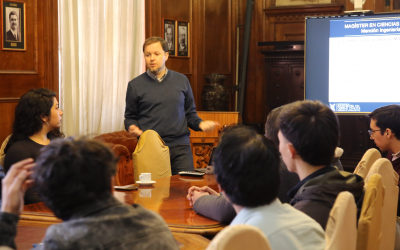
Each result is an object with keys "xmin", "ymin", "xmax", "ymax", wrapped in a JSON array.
[
  {"xmin": 168, "ymin": 70, "xmax": 188, "ymax": 81},
  {"xmin": 128, "ymin": 72, "xmax": 151, "ymax": 86},
  {"xmin": 6, "ymin": 138, "xmax": 33, "ymax": 153}
]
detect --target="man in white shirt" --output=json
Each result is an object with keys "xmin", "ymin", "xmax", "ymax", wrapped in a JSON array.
[
  {"xmin": 212, "ymin": 125, "xmax": 325, "ymax": 250},
  {"xmin": 6, "ymin": 11, "xmax": 19, "ymax": 41}
]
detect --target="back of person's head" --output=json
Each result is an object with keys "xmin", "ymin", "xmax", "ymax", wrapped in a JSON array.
[
  {"xmin": 142, "ymin": 36, "xmax": 168, "ymax": 53},
  {"xmin": 265, "ymin": 106, "xmax": 287, "ymax": 146},
  {"xmin": 213, "ymin": 125, "xmax": 280, "ymax": 207},
  {"xmin": 368, "ymin": 104, "xmax": 400, "ymax": 140},
  {"xmin": 279, "ymin": 100, "xmax": 339, "ymax": 166},
  {"xmin": 33, "ymin": 137, "xmax": 118, "ymax": 220},
  {"xmin": 4, "ymin": 88, "xmax": 63, "ymax": 154}
]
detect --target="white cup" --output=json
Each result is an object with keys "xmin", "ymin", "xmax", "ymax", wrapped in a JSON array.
[
  {"xmin": 139, "ymin": 189, "xmax": 152, "ymax": 197},
  {"xmin": 139, "ymin": 173, "xmax": 151, "ymax": 182}
]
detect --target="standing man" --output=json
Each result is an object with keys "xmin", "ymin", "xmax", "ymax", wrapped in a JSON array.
[
  {"xmin": 367, "ymin": 104, "xmax": 400, "ymax": 215},
  {"xmin": 6, "ymin": 11, "xmax": 19, "ymax": 41},
  {"xmin": 124, "ymin": 37, "xmax": 217, "ymax": 175}
]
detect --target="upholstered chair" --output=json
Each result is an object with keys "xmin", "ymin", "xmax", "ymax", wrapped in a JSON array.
[
  {"xmin": 364, "ymin": 158, "xmax": 399, "ymax": 250},
  {"xmin": 206, "ymin": 225, "xmax": 272, "ymax": 250},
  {"xmin": 325, "ymin": 191, "xmax": 357, "ymax": 250},
  {"xmin": 132, "ymin": 130, "xmax": 171, "ymax": 182},
  {"xmin": 357, "ymin": 173, "xmax": 384, "ymax": 250},
  {"xmin": 94, "ymin": 131, "xmax": 137, "ymax": 186},
  {"xmin": 354, "ymin": 148, "xmax": 381, "ymax": 179}
]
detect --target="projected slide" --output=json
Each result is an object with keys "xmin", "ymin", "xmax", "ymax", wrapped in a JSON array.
[{"xmin": 328, "ymin": 17, "xmax": 400, "ymax": 113}]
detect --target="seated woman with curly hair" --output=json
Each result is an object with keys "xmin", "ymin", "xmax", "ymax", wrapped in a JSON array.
[{"xmin": 3, "ymin": 88, "xmax": 64, "ymax": 204}]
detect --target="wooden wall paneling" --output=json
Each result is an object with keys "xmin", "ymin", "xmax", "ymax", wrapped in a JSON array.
[
  {"xmin": 0, "ymin": 0, "xmax": 58, "ymax": 145},
  {"xmin": 0, "ymin": 0, "xmax": 37, "ymax": 75},
  {"xmin": 43, "ymin": 0, "xmax": 59, "ymax": 94},
  {"xmin": 192, "ymin": 0, "xmax": 205, "ymax": 111},
  {"xmin": 190, "ymin": 111, "xmax": 240, "ymax": 168},
  {"xmin": 240, "ymin": 0, "xmax": 268, "ymax": 125},
  {"xmin": 203, "ymin": 0, "xmax": 231, "ymax": 74},
  {"xmin": 0, "ymin": 102, "xmax": 18, "ymax": 143}
]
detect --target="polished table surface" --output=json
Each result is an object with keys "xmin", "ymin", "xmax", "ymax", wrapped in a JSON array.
[{"xmin": 21, "ymin": 174, "xmax": 226, "ymax": 235}]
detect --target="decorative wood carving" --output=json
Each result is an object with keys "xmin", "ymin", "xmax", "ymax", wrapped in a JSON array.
[
  {"xmin": 194, "ymin": 144, "xmax": 213, "ymax": 168},
  {"xmin": 189, "ymin": 111, "xmax": 240, "ymax": 168}
]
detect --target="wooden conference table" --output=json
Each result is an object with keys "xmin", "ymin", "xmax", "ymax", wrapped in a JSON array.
[{"xmin": 18, "ymin": 174, "xmax": 226, "ymax": 248}]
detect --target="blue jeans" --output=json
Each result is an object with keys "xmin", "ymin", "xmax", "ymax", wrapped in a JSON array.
[{"xmin": 169, "ymin": 145, "xmax": 194, "ymax": 175}]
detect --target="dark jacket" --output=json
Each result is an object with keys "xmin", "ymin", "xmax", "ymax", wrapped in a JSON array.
[
  {"xmin": 289, "ymin": 166, "xmax": 364, "ymax": 230},
  {"xmin": 0, "ymin": 196, "xmax": 179, "ymax": 250}
]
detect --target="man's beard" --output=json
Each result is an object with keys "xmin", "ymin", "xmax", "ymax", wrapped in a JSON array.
[{"xmin": 150, "ymin": 67, "xmax": 160, "ymax": 74}]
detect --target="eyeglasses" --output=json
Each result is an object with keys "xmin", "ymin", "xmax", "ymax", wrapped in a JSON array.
[{"xmin": 368, "ymin": 129, "xmax": 381, "ymax": 138}]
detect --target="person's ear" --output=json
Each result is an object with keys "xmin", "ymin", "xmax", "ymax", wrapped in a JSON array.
[
  {"xmin": 40, "ymin": 114, "xmax": 48, "ymax": 124},
  {"xmin": 386, "ymin": 129, "xmax": 393, "ymax": 139},
  {"xmin": 165, "ymin": 51, "xmax": 169, "ymax": 61},
  {"xmin": 287, "ymin": 143, "xmax": 296, "ymax": 159}
]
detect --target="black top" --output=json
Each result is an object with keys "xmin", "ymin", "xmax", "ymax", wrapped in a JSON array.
[
  {"xmin": 3, "ymin": 138, "xmax": 45, "ymax": 205},
  {"xmin": 4, "ymin": 138, "xmax": 45, "ymax": 173}
]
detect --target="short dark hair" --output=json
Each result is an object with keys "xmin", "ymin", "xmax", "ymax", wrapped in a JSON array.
[
  {"xmin": 9, "ymin": 11, "xmax": 17, "ymax": 20},
  {"xmin": 143, "ymin": 36, "xmax": 168, "ymax": 53},
  {"xmin": 213, "ymin": 125, "xmax": 280, "ymax": 207},
  {"xmin": 33, "ymin": 137, "xmax": 118, "ymax": 220},
  {"xmin": 368, "ymin": 105, "xmax": 400, "ymax": 140},
  {"xmin": 279, "ymin": 100, "xmax": 339, "ymax": 166},
  {"xmin": 265, "ymin": 106, "xmax": 287, "ymax": 146}
]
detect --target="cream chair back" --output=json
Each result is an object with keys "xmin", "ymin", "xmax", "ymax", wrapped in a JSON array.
[
  {"xmin": 132, "ymin": 130, "xmax": 171, "ymax": 182},
  {"xmin": 357, "ymin": 174, "xmax": 385, "ymax": 250},
  {"xmin": 364, "ymin": 158, "xmax": 399, "ymax": 250},
  {"xmin": 206, "ymin": 225, "xmax": 272, "ymax": 250},
  {"xmin": 0, "ymin": 134, "xmax": 12, "ymax": 168},
  {"xmin": 325, "ymin": 191, "xmax": 357, "ymax": 250},
  {"xmin": 354, "ymin": 148, "xmax": 381, "ymax": 179}
]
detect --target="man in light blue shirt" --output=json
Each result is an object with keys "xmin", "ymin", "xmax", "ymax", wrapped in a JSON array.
[{"xmin": 213, "ymin": 125, "xmax": 325, "ymax": 250}]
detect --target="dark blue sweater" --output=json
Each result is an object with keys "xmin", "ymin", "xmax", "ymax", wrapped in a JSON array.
[{"xmin": 124, "ymin": 70, "xmax": 203, "ymax": 146}]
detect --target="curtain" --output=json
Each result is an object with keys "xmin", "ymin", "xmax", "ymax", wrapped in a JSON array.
[{"xmin": 59, "ymin": 0, "xmax": 145, "ymax": 137}]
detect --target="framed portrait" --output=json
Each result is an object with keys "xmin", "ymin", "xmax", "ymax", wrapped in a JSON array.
[
  {"xmin": 1, "ymin": 0, "xmax": 26, "ymax": 51},
  {"xmin": 162, "ymin": 19, "xmax": 176, "ymax": 56},
  {"xmin": 177, "ymin": 21, "xmax": 189, "ymax": 57}
]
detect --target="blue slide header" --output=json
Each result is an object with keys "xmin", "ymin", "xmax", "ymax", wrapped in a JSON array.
[{"xmin": 330, "ymin": 18, "xmax": 400, "ymax": 37}]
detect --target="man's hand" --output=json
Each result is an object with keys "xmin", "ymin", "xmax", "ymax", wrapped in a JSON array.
[
  {"xmin": 188, "ymin": 191, "xmax": 209, "ymax": 207},
  {"xmin": 128, "ymin": 124, "xmax": 143, "ymax": 137},
  {"xmin": 187, "ymin": 185, "xmax": 220, "ymax": 206},
  {"xmin": 199, "ymin": 120, "xmax": 220, "ymax": 132},
  {"xmin": 1, "ymin": 158, "xmax": 35, "ymax": 216}
]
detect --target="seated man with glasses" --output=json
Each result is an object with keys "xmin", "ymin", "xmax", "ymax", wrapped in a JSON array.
[
  {"xmin": 279, "ymin": 100, "xmax": 364, "ymax": 230},
  {"xmin": 368, "ymin": 104, "xmax": 400, "ymax": 216}
]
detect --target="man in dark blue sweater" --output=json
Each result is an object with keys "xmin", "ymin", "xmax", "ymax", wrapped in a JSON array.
[{"xmin": 124, "ymin": 37, "xmax": 217, "ymax": 175}]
